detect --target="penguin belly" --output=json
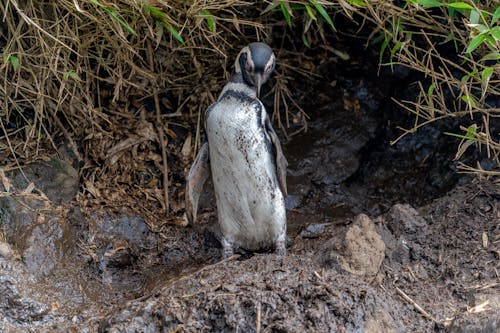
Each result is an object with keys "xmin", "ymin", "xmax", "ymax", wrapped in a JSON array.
[{"xmin": 206, "ymin": 98, "xmax": 286, "ymax": 250}]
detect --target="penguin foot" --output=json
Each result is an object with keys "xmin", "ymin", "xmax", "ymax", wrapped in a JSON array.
[
  {"xmin": 275, "ymin": 240, "xmax": 286, "ymax": 256},
  {"xmin": 221, "ymin": 238, "xmax": 234, "ymax": 259}
]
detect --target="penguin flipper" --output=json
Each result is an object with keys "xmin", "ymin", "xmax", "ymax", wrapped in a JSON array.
[
  {"xmin": 265, "ymin": 116, "xmax": 288, "ymax": 196},
  {"xmin": 185, "ymin": 142, "xmax": 210, "ymax": 225}
]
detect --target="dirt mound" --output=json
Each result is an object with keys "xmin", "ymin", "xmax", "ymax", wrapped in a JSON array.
[{"xmin": 100, "ymin": 255, "xmax": 411, "ymax": 332}]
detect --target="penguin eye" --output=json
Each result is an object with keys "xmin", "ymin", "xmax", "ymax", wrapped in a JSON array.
[
  {"xmin": 245, "ymin": 60, "xmax": 252, "ymax": 71},
  {"xmin": 264, "ymin": 61, "xmax": 275, "ymax": 73}
]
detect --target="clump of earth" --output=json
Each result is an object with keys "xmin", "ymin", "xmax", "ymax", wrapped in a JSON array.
[{"xmin": 1, "ymin": 50, "xmax": 498, "ymax": 332}]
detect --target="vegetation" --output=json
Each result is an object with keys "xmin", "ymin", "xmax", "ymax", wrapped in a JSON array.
[{"xmin": 0, "ymin": 0, "xmax": 498, "ymax": 219}]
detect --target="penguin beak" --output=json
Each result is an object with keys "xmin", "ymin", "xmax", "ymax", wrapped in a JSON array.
[{"xmin": 254, "ymin": 72, "xmax": 263, "ymax": 98}]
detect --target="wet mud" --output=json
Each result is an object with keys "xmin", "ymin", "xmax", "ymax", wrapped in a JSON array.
[{"xmin": 1, "ymin": 51, "xmax": 499, "ymax": 332}]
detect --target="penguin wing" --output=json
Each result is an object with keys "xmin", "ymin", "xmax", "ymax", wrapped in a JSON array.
[
  {"xmin": 265, "ymin": 115, "xmax": 288, "ymax": 196},
  {"xmin": 185, "ymin": 142, "xmax": 210, "ymax": 225}
]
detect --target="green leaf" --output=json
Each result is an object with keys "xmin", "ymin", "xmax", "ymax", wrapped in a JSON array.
[
  {"xmin": 426, "ymin": 82, "xmax": 437, "ymax": 107},
  {"xmin": 470, "ymin": 9, "xmax": 480, "ymax": 24},
  {"xmin": 89, "ymin": 0, "xmax": 104, "ymax": 8},
  {"xmin": 492, "ymin": 7, "xmax": 500, "ymax": 25},
  {"xmin": 447, "ymin": 2, "xmax": 473, "ymax": 10},
  {"xmin": 379, "ymin": 35, "xmax": 391, "ymax": 62},
  {"xmin": 143, "ymin": 5, "xmax": 183, "ymax": 44},
  {"xmin": 427, "ymin": 82, "xmax": 437, "ymax": 97},
  {"xmin": 166, "ymin": 24, "xmax": 184, "ymax": 44},
  {"xmin": 446, "ymin": 32, "xmax": 459, "ymax": 52},
  {"xmin": 444, "ymin": 125, "xmax": 477, "ymax": 140},
  {"xmin": 461, "ymin": 94, "xmax": 476, "ymax": 108},
  {"xmin": 63, "ymin": 71, "xmax": 80, "ymax": 81},
  {"xmin": 90, "ymin": 0, "xmax": 137, "ymax": 36},
  {"xmin": 481, "ymin": 67, "xmax": 493, "ymax": 93},
  {"xmin": 465, "ymin": 125, "xmax": 477, "ymax": 139},
  {"xmin": 199, "ymin": 9, "xmax": 215, "ymax": 33},
  {"xmin": 413, "ymin": 0, "xmax": 443, "ymax": 8},
  {"xmin": 480, "ymin": 52, "xmax": 500, "ymax": 61},
  {"xmin": 279, "ymin": 2, "xmax": 292, "ymax": 28},
  {"xmin": 310, "ymin": 0, "xmax": 336, "ymax": 31},
  {"xmin": 5, "ymin": 55, "xmax": 19, "ymax": 71},
  {"xmin": 105, "ymin": 7, "xmax": 137, "ymax": 36},
  {"xmin": 261, "ymin": 2, "xmax": 280, "ymax": 15},
  {"xmin": 301, "ymin": 33, "xmax": 310, "ymax": 47},
  {"xmin": 466, "ymin": 34, "xmax": 486, "ymax": 53},
  {"xmin": 390, "ymin": 41, "xmax": 403, "ymax": 59},
  {"xmin": 484, "ymin": 34, "xmax": 497, "ymax": 48},
  {"xmin": 443, "ymin": 132, "xmax": 469, "ymax": 140},
  {"xmin": 347, "ymin": 0, "xmax": 368, "ymax": 7},
  {"xmin": 144, "ymin": 5, "xmax": 167, "ymax": 20},
  {"xmin": 475, "ymin": 24, "xmax": 489, "ymax": 33},
  {"xmin": 490, "ymin": 26, "xmax": 500, "ymax": 41},
  {"xmin": 305, "ymin": 5, "xmax": 317, "ymax": 20}
]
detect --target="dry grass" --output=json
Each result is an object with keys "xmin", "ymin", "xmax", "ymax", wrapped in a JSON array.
[
  {"xmin": 0, "ymin": 0, "xmax": 498, "ymax": 224},
  {"xmin": 1, "ymin": 0, "xmax": 337, "ymax": 225}
]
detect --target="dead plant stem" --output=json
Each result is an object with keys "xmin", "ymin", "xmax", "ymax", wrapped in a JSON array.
[{"xmin": 147, "ymin": 39, "xmax": 169, "ymax": 212}]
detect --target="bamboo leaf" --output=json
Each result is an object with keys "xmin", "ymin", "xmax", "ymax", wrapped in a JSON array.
[
  {"xmin": 262, "ymin": 2, "xmax": 280, "ymax": 15},
  {"xmin": 447, "ymin": 2, "xmax": 473, "ymax": 10},
  {"xmin": 466, "ymin": 34, "xmax": 486, "ymax": 53},
  {"xmin": 481, "ymin": 67, "xmax": 493, "ymax": 96},
  {"xmin": 427, "ymin": 82, "xmax": 437, "ymax": 97},
  {"xmin": 470, "ymin": 9, "xmax": 480, "ymax": 24},
  {"xmin": 444, "ymin": 125, "xmax": 477, "ymax": 141},
  {"xmin": 492, "ymin": 7, "xmax": 500, "ymax": 25},
  {"xmin": 465, "ymin": 124, "xmax": 477, "ymax": 139},
  {"xmin": 444, "ymin": 132, "xmax": 475, "ymax": 140},
  {"xmin": 305, "ymin": 5, "xmax": 317, "ymax": 20},
  {"xmin": 480, "ymin": 52, "xmax": 500, "ymax": 61},
  {"xmin": 89, "ymin": 0, "xmax": 104, "ymax": 8},
  {"xmin": 5, "ymin": 55, "xmax": 19, "ymax": 71},
  {"xmin": 490, "ymin": 26, "xmax": 500, "ymax": 40},
  {"xmin": 89, "ymin": 0, "xmax": 137, "ymax": 36},
  {"xmin": 461, "ymin": 94, "xmax": 476, "ymax": 108},
  {"xmin": 301, "ymin": 32, "xmax": 310, "ymax": 47},
  {"xmin": 104, "ymin": 7, "xmax": 137, "ymax": 36},
  {"xmin": 348, "ymin": 0, "xmax": 368, "ymax": 7},
  {"xmin": 379, "ymin": 35, "xmax": 391, "ymax": 62},
  {"xmin": 166, "ymin": 24, "xmax": 184, "ymax": 44},
  {"xmin": 310, "ymin": 1, "xmax": 336, "ymax": 31},
  {"xmin": 390, "ymin": 41, "xmax": 403, "ymax": 60},
  {"xmin": 144, "ymin": 5, "xmax": 167, "ymax": 20},
  {"xmin": 412, "ymin": 0, "xmax": 443, "ymax": 8},
  {"xmin": 200, "ymin": 9, "xmax": 215, "ymax": 33},
  {"xmin": 63, "ymin": 71, "xmax": 80, "ymax": 81},
  {"xmin": 279, "ymin": 2, "xmax": 292, "ymax": 28}
]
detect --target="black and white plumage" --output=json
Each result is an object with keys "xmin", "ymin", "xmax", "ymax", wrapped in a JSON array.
[{"xmin": 185, "ymin": 42, "xmax": 288, "ymax": 258}]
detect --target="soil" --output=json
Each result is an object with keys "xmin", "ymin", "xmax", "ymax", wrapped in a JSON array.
[{"xmin": 1, "ymin": 48, "xmax": 499, "ymax": 332}]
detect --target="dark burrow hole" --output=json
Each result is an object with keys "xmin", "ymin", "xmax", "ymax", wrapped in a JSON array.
[{"xmin": 277, "ymin": 40, "xmax": 484, "ymax": 224}]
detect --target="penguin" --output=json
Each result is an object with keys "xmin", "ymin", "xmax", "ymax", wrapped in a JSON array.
[{"xmin": 185, "ymin": 42, "xmax": 287, "ymax": 259}]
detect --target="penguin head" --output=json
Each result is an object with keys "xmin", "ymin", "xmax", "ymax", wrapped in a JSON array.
[{"xmin": 235, "ymin": 42, "xmax": 275, "ymax": 97}]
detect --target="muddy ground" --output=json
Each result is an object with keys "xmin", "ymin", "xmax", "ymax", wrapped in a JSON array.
[{"xmin": 1, "ymin": 48, "xmax": 499, "ymax": 332}]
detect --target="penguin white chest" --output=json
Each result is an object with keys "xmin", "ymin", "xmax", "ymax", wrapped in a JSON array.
[{"xmin": 206, "ymin": 97, "xmax": 286, "ymax": 250}]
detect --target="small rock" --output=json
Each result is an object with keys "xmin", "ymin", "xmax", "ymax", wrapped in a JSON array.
[
  {"xmin": 364, "ymin": 310, "xmax": 397, "ymax": 333},
  {"xmin": 319, "ymin": 214, "xmax": 385, "ymax": 280},
  {"xmin": 22, "ymin": 216, "xmax": 65, "ymax": 276},
  {"xmin": 284, "ymin": 194, "xmax": 301, "ymax": 210},
  {"xmin": 391, "ymin": 237, "xmax": 411, "ymax": 266},
  {"xmin": 300, "ymin": 223, "xmax": 327, "ymax": 238},
  {"xmin": 387, "ymin": 204, "xmax": 428, "ymax": 241},
  {"xmin": 0, "ymin": 242, "xmax": 13, "ymax": 259},
  {"xmin": 341, "ymin": 214, "xmax": 386, "ymax": 279}
]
